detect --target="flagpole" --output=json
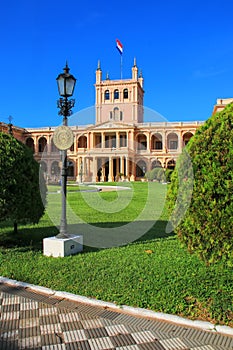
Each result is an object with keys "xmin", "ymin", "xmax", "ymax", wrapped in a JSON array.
[{"xmin": 120, "ymin": 54, "xmax": 123, "ymax": 80}]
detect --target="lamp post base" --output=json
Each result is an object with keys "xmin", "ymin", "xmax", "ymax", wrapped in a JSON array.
[{"xmin": 43, "ymin": 235, "xmax": 83, "ymax": 257}]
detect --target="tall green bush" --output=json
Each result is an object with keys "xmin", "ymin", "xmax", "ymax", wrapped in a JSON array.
[
  {"xmin": 165, "ymin": 169, "xmax": 173, "ymax": 182},
  {"xmin": 167, "ymin": 103, "xmax": 233, "ymax": 265},
  {"xmin": 0, "ymin": 133, "xmax": 47, "ymax": 233},
  {"xmin": 145, "ymin": 167, "xmax": 161, "ymax": 181},
  {"xmin": 157, "ymin": 168, "xmax": 166, "ymax": 182}
]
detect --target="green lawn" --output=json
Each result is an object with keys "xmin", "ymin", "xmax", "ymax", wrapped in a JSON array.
[{"xmin": 0, "ymin": 182, "xmax": 232, "ymax": 326}]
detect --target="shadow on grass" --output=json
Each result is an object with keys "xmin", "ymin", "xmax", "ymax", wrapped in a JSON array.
[
  {"xmin": 0, "ymin": 219, "xmax": 174, "ymax": 253},
  {"xmin": 0, "ymin": 224, "xmax": 59, "ymax": 251}
]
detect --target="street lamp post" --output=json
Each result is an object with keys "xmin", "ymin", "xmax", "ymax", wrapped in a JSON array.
[{"xmin": 56, "ymin": 63, "xmax": 76, "ymax": 239}]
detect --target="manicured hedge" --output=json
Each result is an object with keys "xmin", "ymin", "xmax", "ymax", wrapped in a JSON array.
[
  {"xmin": 167, "ymin": 103, "xmax": 233, "ymax": 265},
  {"xmin": 0, "ymin": 133, "xmax": 46, "ymax": 233}
]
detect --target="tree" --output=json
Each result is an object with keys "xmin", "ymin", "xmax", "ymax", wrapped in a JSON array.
[
  {"xmin": 145, "ymin": 167, "xmax": 161, "ymax": 181},
  {"xmin": 167, "ymin": 103, "xmax": 233, "ymax": 265},
  {"xmin": 0, "ymin": 132, "xmax": 47, "ymax": 233},
  {"xmin": 157, "ymin": 168, "xmax": 166, "ymax": 182},
  {"xmin": 165, "ymin": 169, "xmax": 174, "ymax": 183}
]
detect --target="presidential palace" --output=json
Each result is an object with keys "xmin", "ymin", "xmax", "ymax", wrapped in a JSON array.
[{"xmin": 0, "ymin": 60, "xmax": 230, "ymax": 183}]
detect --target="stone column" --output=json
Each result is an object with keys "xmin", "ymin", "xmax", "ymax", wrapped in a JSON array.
[
  {"xmin": 87, "ymin": 133, "xmax": 90, "ymax": 149},
  {"xmin": 35, "ymin": 136, "xmax": 39, "ymax": 154},
  {"xmin": 101, "ymin": 132, "xmax": 105, "ymax": 148},
  {"xmin": 101, "ymin": 158, "xmax": 106, "ymax": 182},
  {"xmin": 125, "ymin": 156, "xmax": 129, "ymax": 180},
  {"xmin": 90, "ymin": 132, "xmax": 94, "ymax": 149},
  {"xmin": 147, "ymin": 132, "xmax": 150, "ymax": 152},
  {"xmin": 162, "ymin": 131, "xmax": 167, "ymax": 153},
  {"xmin": 92, "ymin": 157, "xmax": 97, "ymax": 182},
  {"xmin": 178, "ymin": 131, "xmax": 182, "ymax": 153},
  {"xmin": 126, "ymin": 131, "xmax": 129, "ymax": 149},
  {"xmin": 116, "ymin": 158, "xmax": 119, "ymax": 179},
  {"xmin": 120, "ymin": 156, "xmax": 125, "ymax": 177},
  {"xmin": 47, "ymin": 135, "xmax": 52, "ymax": 154},
  {"xmin": 116, "ymin": 131, "xmax": 120, "ymax": 149},
  {"xmin": 130, "ymin": 158, "xmax": 136, "ymax": 181},
  {"xmin": 76, "ymin": 157, "xmax": 84, "ymax": 183},
  {"xmin": 76, "ymin": 158, "xmax": 80, "ymax": 182},
  {"xmin": 86, "ymin": 157, "xmax": 91, "ymax": 181},
  {"xmin": 108, "ymin": 157, "xmax": 114, "ymax": 182}
]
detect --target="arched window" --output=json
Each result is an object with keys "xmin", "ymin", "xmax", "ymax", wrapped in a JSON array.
[
  {"xmin": 78, "ymin": 135, "xmax": 87, "ymax": 148},
  {"xmin": 113, "ymin": 107, "xmax": 120, "ymax": 121},
  {"xmin": 151, "ymin": 159, "xmax": 162, "ymax": 168},
  {"xmin": 183, "ymin": 132, "xmax": 193, "ymax": 146},
  {"xmin": 167, "ymin": 159, "xmax": 176, "ymax": 169},
  {"xmin": 136, "ymin": 160, "xmax": 147, "ymax": 177},
  {"xmin": 67, "ymin": 160, "xmax": 74, "ymax": 177},
  {"xmin": 26, "ymin": 137, "xmax": 35, "ymax": 153},
  {"xmin": 105, "ymin": 90, "xmax": 110, "ymax": 100},
  {"xmin": 167, "ymin": 133, "xmax": 178, "ymax": 150},
  {"xmin": 114, "ymin": 89, "xmax": 119, "ymax": 99},
  {"xmin": 38, "ymin": 137, "xmax": 47, "ymax": 153},
  {"xmin": 151, "ymin": 133, "xmax": 163, "ymax": 150},
  {"xmin": 123, "ymin": 88, "xmax": 128, "ymax": 99},
  {"xmin": 137, "ymin": 134, "xmax": 147, "ymax": 150}
]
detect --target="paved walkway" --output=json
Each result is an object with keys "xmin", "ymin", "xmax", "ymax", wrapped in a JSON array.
[{"xmin": 0, "ymin": 280, "xmax": 233, "ymax": 350}]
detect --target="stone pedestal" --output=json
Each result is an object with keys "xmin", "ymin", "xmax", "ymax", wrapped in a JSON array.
[{"xmin": 43, "ymin": 235, "xmax": 83, "ymax": 258}]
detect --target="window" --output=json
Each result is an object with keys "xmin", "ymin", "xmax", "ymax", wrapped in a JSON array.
[
  {"xmin": 169, "ymin": 140, "xmax": 178, "ymax": 150},
  {"xmin": 123, "ymin": 88, "xmax": 128, "ymax": 99},
  {"xmin": 67, "ymin": 161, "xmax": 74, "ymax": 177},
  {"xmin": 120, "ymin": 134, "xmax": 127, "ymax": 147},
  {"xmin": 137, "ymin": 134, "xmax": 147, "ymax": 150},
  {"xmin": 114, "ymin": 89, "xmax": 119, "ymax": 99},
  {"xmin": 38, "ymin": 137, "xmax": 47, "ymax": 153},
  {"xmin": 105, "ymin": 90, "xmax": 110, "ymax": 100},
  {"xmin": 105, "ymin": 135, "xmax": 110, "ymax": 148},
  {"xmin": 112, "ymin": 137, "xmax": 116, "ymax": 148},
  {"xmin": 26, "ymin": 138, "xmax": 35, "ymax": 153},
  {"xmin": 113, "ymin": 107, "xmax": 119, "ymax": 121},
  {"xmin": 155, "ymin": 141, "xmax": 162, "ymax": 150}
]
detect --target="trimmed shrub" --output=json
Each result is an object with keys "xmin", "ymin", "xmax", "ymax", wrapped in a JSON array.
[
  {"xmin": 157, "ymin": 168, "xmax": 166, "ymax": 182},
  {"xmin": 145, "ymin": 167, "xmax": 161, "ymax": 181},
  {"xmin": 167, "ymin": 103, "xmax": 233, "ymax": 265},
  {"xmin": 0, "ymin": 133, "xmax": 47, "ymax": 233},
  {"xmin": 165, "ymin": 169, "xmax": 173, "ymax": 182}
]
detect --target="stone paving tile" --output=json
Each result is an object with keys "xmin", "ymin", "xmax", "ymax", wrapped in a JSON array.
[{"xmin": 0, "ymin": 285, "xmax": 233, "ymax": 350}]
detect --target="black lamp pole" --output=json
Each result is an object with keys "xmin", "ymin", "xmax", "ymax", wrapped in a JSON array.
[{"xmin": 56, "ymin": 63, "xmax": 76, "ymax": 239}]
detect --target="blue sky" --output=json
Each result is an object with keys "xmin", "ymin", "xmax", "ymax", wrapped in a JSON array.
[{"xmin": 1, "ymin": 0, "xmax": 233, "ymax": 128}]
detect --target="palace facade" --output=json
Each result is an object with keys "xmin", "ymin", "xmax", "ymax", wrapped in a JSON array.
[{"xmin": 2, "ymin": 60, "xmax": 225, "ymax": 183}]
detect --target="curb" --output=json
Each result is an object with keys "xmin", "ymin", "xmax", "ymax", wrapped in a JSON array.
[{"xmin": 1, "ymin": 276, "xmax": 233, "ymax": 337}]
